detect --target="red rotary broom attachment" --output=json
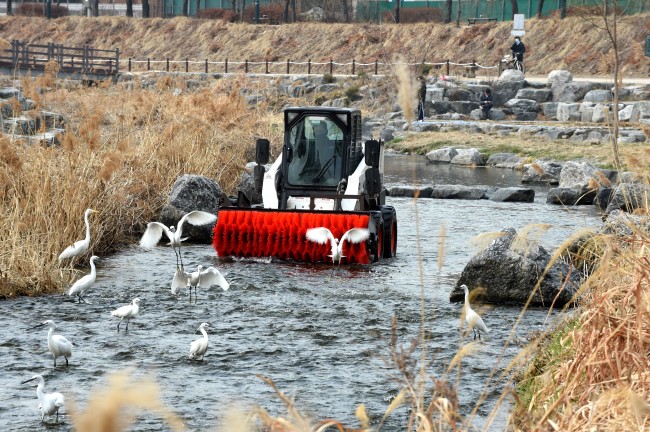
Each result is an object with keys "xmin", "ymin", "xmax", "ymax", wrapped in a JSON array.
[{"xmin": 213, "ymin": 208, "xmax": 371, "ymax": 264}]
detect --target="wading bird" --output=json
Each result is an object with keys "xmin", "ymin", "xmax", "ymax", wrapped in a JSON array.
[
  {"xmin": 139, "ymin": 210, "xmax": 217, "ymax": 270},
  {"xmin": 58, "ymin": 208, "xmax": 98, "ymax": 261},
  {"xmin": 21, "ymin": 375, "xmax": 65, "ymax": 423},
  {"xmin": 111, "ymin": 298, "xmax": 141, "ymax": 331},
  {"xmin": 189, "ymin": 322, "xmax": 210, "ymax": 361},
  {"xmin": 172, "ymin": 265, "xmax": 229, "ymax": 303},
  {"xmin": 33, "ymin": 320, "xmax": 73, "ymax": 367},
  {"xmin": 306, "ymin": 227, "xmax": 370, "ymax": 265},
  {"xmin": 462, "ymin": 284, "xmax": 489, "ymax": 340},
  {"xmin": 67, "ymin": 255, "xmax": 99, "ymax": 303}
]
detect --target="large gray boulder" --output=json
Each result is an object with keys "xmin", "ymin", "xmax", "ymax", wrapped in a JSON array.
[
  {"xmin": 449, "ymin": 228, "xmax": 581, "ymax": 307},
  {"xmin": 547, "ymin": 187, "xmax": 596, "ymax": 205},
  {"xmin": 559, "ymin": 161, "xmax": 601, "ymax": 190},
  {"xmin": 159, "ymin": 174, "xmax": 229, "ymax": 244},
  {"xmin": 556, "ymin": 102, "xmax": 581, "ymax": 122},
  {"xmin": 604, "ymin": 183, "xmax": 650, "ymax": 216},
  {"xmin": 630, "ymin": 102, "xmax": 650, "ymax": 123},
  {"xmin": 426, "ymin": 147, "xmax": 458, "ymax": 163},
  {"xmin": 548, "ymin": 70, "xmax": 573, "ymax": 84},
  {"xmin": 583, "ymin": 89, "xmax": 612, "ymax": 103},
  {"xmin": 504, "ymin": 98, "xmax": 541, "ymax": 114},
  {"xmin": 485, "ymin": 153, "xmax": 524, "ymax": 169},
  {"xmin": 515, "ymin": 88, "xmax": 552, "ymax": 103},
  {"xmin": 521, "ymin": 161, "xmax": 563, "ymax": 184},
  {"xmin": 493, "ymin": 79, "xmax": 525, "ymax": 107},
  {"xmin": 551, "ymin": 81, "xmax": 593, "ymax": 103},
  {"xmin": 489, "ymin": 187, "xmax": 535, "ymax": 202},
  {"xmin": 450, "ymin": 148, "xmax": 485, "ymax": 166},
  {"xmin": 431, "ymin": 185, "xmax": 494, "ymax": 200}
]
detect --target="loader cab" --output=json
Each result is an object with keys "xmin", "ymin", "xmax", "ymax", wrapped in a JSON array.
[{"xmin": 282, "ymin": 107, "xmax": 363, "ymax": 192}]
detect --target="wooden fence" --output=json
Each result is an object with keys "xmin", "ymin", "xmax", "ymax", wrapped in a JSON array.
[
  {"xmin": 0, "ymin": 40, "xmax": 120, "ymax": 76},
  {"xmin": 126, "ymin": 57, "xmax": 501, "ymax": 77}
]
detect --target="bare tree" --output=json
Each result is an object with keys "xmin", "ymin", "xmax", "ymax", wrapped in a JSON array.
[
  {"xmin": 142, "ymin": 0, "xmax": 150, "ymax": 17},
  {"xmin": 395, "ymin": 0, "xmax": 400, "ymax": 23},
  {"xmin": 127, "ymin": 0, "xmax": 133, "ymax": 17},
  {"xmin": 444, "ymin": 0, "xmax": 452, "ymax": 23},
  {"xmin": 536, "ymin": 0, "xmax": 545, "ymax": 18},
  {"xmin": 6, "ymin": 0, "xmax": 11, "ymax": 16},
  {"xmin": 341, "ymin": 0, "xmax": 350, "ymax": 22},
  {"xmin": 92, "ymin": 0, "xmax": 98, "ymax": 16},
  {"xmin": 511, "ymin": 0, "xmax": 518, "ymax": 15}
]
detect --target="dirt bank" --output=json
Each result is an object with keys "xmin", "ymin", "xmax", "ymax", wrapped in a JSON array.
[{"xmin": 0, "ymin": 14, "xmax": 648, "ymax": 77}]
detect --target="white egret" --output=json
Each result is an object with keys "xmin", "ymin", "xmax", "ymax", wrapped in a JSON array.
[
  {"xmin": 189, "ymin": 322, "xmax": 210, "ymax": 361},
  {"xmin": 462, "ymin": 284, "xmax": 489, "ymax": 340},
  {"xmin": 21, "ymin": 375, "xmax": 65, "ymax": 423},
  {"xmin": 58, "ymin": 208, "xmax": 98, "ymax": 261},
  {"xmin": 139, "ymin": 210, "xmax": 217, "ymax": 270},
  {"xmin": 172, "ymin": 265, "xmax": 229, "ymax": 303},
  {"xmin": 33, "ymin": 320, "xmax": 73, "ymax": 367},
  {"xmin": 67, "ymin": 255, "xmax": 99, "ymax": 303},
  {"xmin": 111, "ymin": 298, "xmax": 140, "ymax": 331},
  {"xmin": 306, "ymin": 227, "xmax": 370, "ymax": 265}
]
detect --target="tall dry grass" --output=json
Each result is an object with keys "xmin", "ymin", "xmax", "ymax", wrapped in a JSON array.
[
  {"xmin": 0, "ymin": 74, "xmax": 281, "ymax": 297},
  {"xmin": 512, "ymin": 226, "xmax": 650, "ymax": 431}
]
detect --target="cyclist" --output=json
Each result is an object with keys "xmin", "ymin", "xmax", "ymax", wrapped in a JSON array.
[{"xmin": 510, "ymin": 36, "xmax": 526, "ymax": 65}]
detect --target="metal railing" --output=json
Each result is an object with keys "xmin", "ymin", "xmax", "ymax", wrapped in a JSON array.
[
  {"xmin": 0, "ymin": 40, "xmax": 119, "ymax": 76},
  {"xmin": 125, "ymin": 57, "xmax": 499, "ymax": 77}
]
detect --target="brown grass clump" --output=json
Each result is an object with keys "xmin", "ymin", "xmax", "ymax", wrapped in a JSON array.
[
  {"xmin": 69, "ymin": 370, "xmax": 184, "ymax": 431},
  {"xmin": 514, "ymin": 228, "xmax": 650, "ymax": 431},
  {"xmin": 0, "ymin": 75, "xmax": 281, "ymax": 298}
]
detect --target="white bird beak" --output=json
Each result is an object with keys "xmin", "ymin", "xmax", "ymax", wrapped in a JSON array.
[
  {"xmin": 29, "ymin": 323, "xmax": 45, "ymax": 330},
  {"xmin": 21, "ymin": 377, "xmax": 36, "ymax": 384}
]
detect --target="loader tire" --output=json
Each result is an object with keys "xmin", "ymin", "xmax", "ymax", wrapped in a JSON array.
[{"xmin": 380, "ymin": 206, "xmax": 397, "ymax": 259}]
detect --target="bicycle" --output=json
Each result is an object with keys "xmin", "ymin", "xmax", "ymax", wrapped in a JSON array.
[{"xmin": 501, "ymin": 52, "xmax": 525, "ymax": 74}]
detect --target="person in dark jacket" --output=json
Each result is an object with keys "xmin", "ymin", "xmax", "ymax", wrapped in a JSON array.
[
  {"xmin": 479, "ymin": 88, "xmax": 493, "ymax": 120},
  {"xmin": 417, "ymin": 76, "xmax": 426, "ymax": 121},
  {"xmin": 510, "ymin": 36, "xmax": 526, "ymax": 62}
]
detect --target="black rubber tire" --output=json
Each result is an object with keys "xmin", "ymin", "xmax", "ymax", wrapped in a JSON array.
[
  {"xmin": 369, "ymin": 211, "xmax": 383, "ymax": 263},
  {"xmin": 380, "ymin": 206, "xmax": 397, "ymax": 259}
]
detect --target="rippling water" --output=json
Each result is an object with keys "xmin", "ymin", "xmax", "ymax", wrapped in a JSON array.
[{"xmin": 0, "ymin": 154, "xmax": 600, "ymax": 431}]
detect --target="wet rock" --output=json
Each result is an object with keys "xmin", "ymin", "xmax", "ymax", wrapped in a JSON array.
[
  {"xmin": 486, "ymin": 153, "xmax": 523, "ymax": 169},
  {"xmin": 450, "ymin": 227, "xmax": 581, "ymax": 307},
  {"xmin": 430, "ymin": 185, "xmax": 494, "ymax": 200},
  {"xmin": 489, "ymin": 187, "xmax": 535, "ymax": 202},
  {"xmin": 389, "ymin": 186, "xmax": 433, "ymax": 198},
  {"xmin": 521, "ymin": 161, "xmax": 563, "ymax": 184},
  {"xmin": 547, "ymin": 187, "xmax": 596, "ymax": 205},
  {"xmin": 426, "ymin": 147, "xmax": 458, "ymax": 163},
  {"xmin": 604, "ymin": 182, "xmax": 650, "ymax": 216},
  {"xmin": 450, "ymin": 148, "xmax": 485, "ymax": 166}
]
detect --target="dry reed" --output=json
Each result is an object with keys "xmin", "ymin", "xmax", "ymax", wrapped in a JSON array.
[{"xmin": 0, "ymin": 75, "xmax": 281, "ymax": 297}]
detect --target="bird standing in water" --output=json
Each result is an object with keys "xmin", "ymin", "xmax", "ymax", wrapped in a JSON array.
[
  {"xmin": 461, "ymin": 284, "xmax": 489, "ymax": 340},
  {"xmin": 33, "ymin": 320, "xmax": 73, "ymax": 367},
  {"xmin": 189, "ymin": 322, "xmax": 210, "ymax": 361},
  {"xmin": 58, "ymin": 208, "xmax": 98, "ymax": 261},
  {"xmin": 111, "ymin": 298, "xmax": 141, "ymax": 331},
  {"xmin": 67, "ymin": 255, "xmax": 99, "ymax": 303},
  {"xmin": 21, "ymin": 374, "xmax": 65, "ymax": 423}
]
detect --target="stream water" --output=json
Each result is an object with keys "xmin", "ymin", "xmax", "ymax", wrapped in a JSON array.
[{"xmin": 0, "ymin": 154, "xmax": 601, "ymax": 431}]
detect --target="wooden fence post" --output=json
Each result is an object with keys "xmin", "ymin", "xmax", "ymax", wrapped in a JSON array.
[
  {"xmin": 185, "ymin": 58, "xmax": 188, "ymax": 73},
  {"xmin": 205, "ymin": 59, "xmax": 208, "ymax": 73},
  {"xmin": 352, "ymin": 59, "xmax": 355, "ymax": 75},
  {"xmin": 245, "ymin": 60, "xmax": 248, "ymax": 73},
  {"xmin": 307, "ymin": 59, "xmax": 311, "ymax": 74},
  {"xmin": 446, "ymin": 59, "xmax": 450, "ymax": 76},
  {"xmin": 374, "ymin": 60, "xmax": 378, "ymax": 75},
  {"xmin": 166, "ymin": 58, "xmax": 169, "ymax": 72},
  {"xmin": 128, "ymin": 57, "xmax": 132, "ymax": 72},
  {"xmin": 147, "ymin": 58, "xmax": 150, "ymax": 71},
  {"xmin": 329, "ymin": 59, "xmax": 333, "ymax": 75},
  {"xmin": 115, "ymin": 48, "xmax": 119, "ymax": 73},
  {"xmin": 265, "ymin": 60, "xmax": 269, "ymax": 74},
  {"xmin": 286, "ymin": 59, "xmax": 290, "ymax": 74},
  {"xmin": 225, "ymin": 59, "xmax": 228, "ymax": 73}
]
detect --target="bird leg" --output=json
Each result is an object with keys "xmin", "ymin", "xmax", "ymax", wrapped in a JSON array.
[
  {"xmin": 53, "ymin": 358, "xmax": 57, "ymax": 367},
  {"xmin": 117, "ymin": 320, "xmax": 121, "ymax": 332},
  {"xmin": 125, "ymin": 320, "xmax": 129, "ymax": 331},
  {"xmin": 65, "ymin": 356, "xmax": 69, "ymax": 367}
]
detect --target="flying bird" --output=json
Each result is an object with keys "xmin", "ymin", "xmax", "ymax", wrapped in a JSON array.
[
  {"xmin": 33, "ymin": 320, "xmax": 73, "ymax": 367},
  {"xmin": 461, "ymin": 284, "xmax": 489, "ymax": 340},
  {"xmin": 58, "ymin": 208, "xmax": 98, "ymax": 261},
  {"xmin": 189, "ymin": 322, "xmax": 210, "ymax": 361},
  {"xmin": 21, "ymin": 374, "xmax": 65, "ymax": 423},
  {"xmin": 139, "ymin": 210, "xmax": 217, "ymax": 270},
  {"xmin": 111, "ymin": 298, "xmax": 141, "ymax": 331},
  {"xmin": 306, "ymin": 227, "xmax": 370, "ymax": 265},
  {"xmin": 67, "ymin": 255, "xmax": 99, "ymax": 303},
  {"xmin": 172, "ymin": 265, "xmax": 229, "ymax": 303}
]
